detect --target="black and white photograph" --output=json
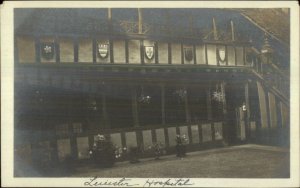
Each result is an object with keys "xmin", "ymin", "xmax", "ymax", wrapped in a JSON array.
[{"xmin": 1, "ymin": 1, "xmax": 299, "ymax": 187}]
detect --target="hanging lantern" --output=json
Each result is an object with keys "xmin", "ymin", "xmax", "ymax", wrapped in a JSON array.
[
  {"xmin": 242, "ymin": 103, "xmax": 247, "ymax": 112},
  {"xmin": 174, "ymin": 87, "xmax": 187, "ymax": 103},
  {"xmin": 212, "ymin": 82, "xmax": 225, "ymax": 103},
  {"xmin": 138, "ymin": 86, "xmax": 151, "ymax": 104},
  {"xmin": 87, "ymin": 97, "xmax": 97, "ymax": 111}
]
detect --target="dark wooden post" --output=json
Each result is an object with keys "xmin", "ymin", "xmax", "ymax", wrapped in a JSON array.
[
  {"xmin": 132, "ymin": 86, "xmax": 139, "ymax": 127},
  {"xmin": 161, "ymin": 84, "xmax": 166, "ymax": 125},
  {"xmin": 206, "ymin": 83, "xmax": 212, "ymax": 121},
  {"xmin": 244, "ymin": 81, "xmax": 250, "ymax": 140},
  {"xmin": 184, "ymin": 87, "xmax": 191, "ymax": 123},
  {"xmin": 102, "ymin": 83, "xmax": 109, "ymax": 129},
  {"xmin": 221, "ymin": 81, "xmax": 228, "ymax": 144},
  {"xmin": 138, "ymin": 8, "xmax": 143, "ymax": 34},
  {"xmin": 230, "ymin": 20, "xmax": 235, "ymax": 41}
]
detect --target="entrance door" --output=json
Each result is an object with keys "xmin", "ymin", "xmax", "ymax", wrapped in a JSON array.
[{"xmin": 225, "ymin": 83, "xmax": 246, "ymax": 145}]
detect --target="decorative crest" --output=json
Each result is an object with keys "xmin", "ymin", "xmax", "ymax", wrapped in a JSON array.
[
  {"xmin": 41, "ymin": 42, "xmax": 55, "ymax": 60},
  {"xmin": 184, "ymin": 47, "xmax": 193, "ymax": 62},
  {"xmin": 144, "ymin": 46, "xmax": 154, "ymax": 60},
  {"xmin": 217, "ymin": 46, "xmax": 227, "ymax": 65},
  {"xmin": 97, "ymin": 42, "xmax": 109, "ymax": 58}
]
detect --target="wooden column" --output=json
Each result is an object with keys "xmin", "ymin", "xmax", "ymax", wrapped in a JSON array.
[
  {"xmin": 125, "ymin": 40, "xmax": 129, "ymax": 64},
  {"xmin": 108, "ymin": 8, "xmax": 114, "ymax": 64},
  {"xmin": 35, "ymin": 37, "xmax": 41, "ymax": 63},
  {"xmin": 138, "ymin": 8, "xmax": 143, "ymax": 34},
  {"xmin": 161, "ymin": 84, "xmax": 166, "ymax": 125},
  {"xmin": 108, "ymin": 8, "xmax": 112, "ymax": 22},
  {"xmin": 92, "ymin": 38, "xmax": 97, "ymax": 63},
  {"xmin": 102, "ymin": 85, "xmax": 109, "ymax": 129},
  {"xmin": 244, "ymin": 81, "xmax": 250, "ymax": 139},
  {"xmin": 74, "ymin": 38, "xmax": 79, "ymax": 63},
  {"xmin": 140, "ymin": 40, "xmax": 144, "ymax": 64},
  {"xmin": 184, "ymin": 88, "xmax": 191, "ymax": 123},
  {"xmin": 205, "ymin": 44, "xmax": 208, "ymax": 65},
  {"xmin": 206, "ymin": 83, "xmax": 212, "ymax": 120},
  {"xmin": 132, "ymin": 86, "xmax": 139, "ymax": 127},
  {"xmin": 265, "ymin": 90, "xmax": 272, "ymax": 144},
  {"xmin": 221, "ymin": 81, "xmax": 228, "ymax": 143},
  {"xmin": 55, "ymin": 38, "xmax": 60, "ymax": 63},
  {"xmin": 168, "ymin": 43, "xmax": 172, "ymax": 64},
  {"xmin": 230, "ymin": 20, "xmax": 235, "ymax": 41},
  {"xmin": 212, "ymin": 17, "xmax": 218, "ymax": 40}
]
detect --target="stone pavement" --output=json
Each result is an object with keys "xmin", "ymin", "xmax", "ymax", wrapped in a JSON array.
[{"xmin": 71, "ymin": 144, "xmax": 289, "ymax": 178}]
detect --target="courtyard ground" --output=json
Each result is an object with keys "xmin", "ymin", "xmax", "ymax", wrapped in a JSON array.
[{"xmin": 71, "ymin": 144, "xmax": 289, "ymax": 178}]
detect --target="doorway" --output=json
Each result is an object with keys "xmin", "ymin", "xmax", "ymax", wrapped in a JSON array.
[{"xmin": 225, "ymin": 83, "xmax": 245, "ymax": 145}]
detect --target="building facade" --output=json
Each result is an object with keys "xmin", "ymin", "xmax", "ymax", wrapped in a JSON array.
[{"xmin": 14, "ymin": 8, "xmax": 290, "ymax": 166}]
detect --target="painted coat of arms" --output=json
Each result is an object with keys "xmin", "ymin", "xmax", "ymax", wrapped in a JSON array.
[
  {"xmin": 98, "ymin": 43, "xmax": 109, "ymax": 58},
  {"xmin": 217, "ymin": 46, "xmax": 227, "ymax": 65},
  {"xmin": 184, "ymin": 47, "xmax": 193, "ymax": 62},
  {"xmin": 144, "ymin": 46, "xmax": 154, "ymax": 60},
  {"xmin": 41, "ymin": 42, "xmax": 55, "ymax": 60}
]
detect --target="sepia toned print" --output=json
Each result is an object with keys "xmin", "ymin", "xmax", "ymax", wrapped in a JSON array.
[
  {"xmin": 2, "ymin": 2, "xmax": 299, "ymax": 187},
  {"xmin": 13, "ymin": 7, "xmax": 290, "ymax": 178}
]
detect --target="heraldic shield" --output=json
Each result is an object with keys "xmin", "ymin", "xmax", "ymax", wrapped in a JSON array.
[
  {"xmin": 41, "ymin": 42, "xmax": 55, "ymax": 60},
  {"xmin": 98, "ymin": 43, "xmax": 109, "ymax": 58},
  {"xmin": 217, "ymin": 45, "xmax": 226, "ymax": 64},
  {"xmin": 144, "ymin": 46, "xmax": 154, "ymax": 60},
  {"xmin": 184, "ymin": 47, "xmax": 193, "ymax": 62}
]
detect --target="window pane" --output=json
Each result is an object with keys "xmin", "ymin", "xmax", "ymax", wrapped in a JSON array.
[
  {"xmin": 165, "ymin": 86, "xmax": 186, "ymax": 124},
  {"xmin": 187, "ymin": 86, "xmax": 207, "ymax": 122},
  {"xmin": 138, "ymin": 85, "xmax": 161, "ymax": 126},
  {"xmin": 106, "ymin": 84, "xmax": 133, "ymax": 128}
]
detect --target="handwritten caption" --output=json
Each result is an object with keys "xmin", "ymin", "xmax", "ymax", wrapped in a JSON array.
[{"xmin": 84, "ymin": 177, "xmax": 194, "ymax": 187}]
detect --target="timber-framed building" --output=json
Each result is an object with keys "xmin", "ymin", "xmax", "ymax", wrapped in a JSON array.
[{"xmin": 14, "ymin": 8, "xmax": 290, "ymax": 167}]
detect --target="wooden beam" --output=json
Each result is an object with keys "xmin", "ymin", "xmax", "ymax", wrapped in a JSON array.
[
  {"xmin": 35, "ymin": 37, "xmax": 41, "ymax": 63},
  {"xmin": 161, "ymin": 84, "xmax": 166, "ymax": 125},
  {"xmin": 125, "ymin": 40, "xmax": 129, "ymax": 64},
  {"xmin": 102, "ymin": 87, "xmax": 109, "ymax": 128},
  {"xmin": 132, "ymin": 86, "xmax": 139, "ymax": 127},
  {"xmin": 184, "ymin": 88, "xmax": 191, "ymax": 123},
  {"xmin": 74, "ymin": 38, "xmax": 79, "ymax": 63},
  {"xmin": 244, "ymin": 81, "xmax": 250, "ymax": 139},
  {"xmin": 92, "ymin": 38, "xmax": 97, "ymax": 63},
  {"xmin": 193, "ymin": 44, "xmax": 197, "ymax": 65},
  {"xmin": 168, "ymin": 43, "xmax": 172, "ymax": 64},
  {"xmin": 155, "ymin": 42, "xmax": 158, "ymax": 64},
  {"xmin": 206, "ymin": 83, "xmax": 212, "ymax": 120},
  {"xmin": 55, "ymin": 38, "xmax": 60, "ymax": 63},
  {"xmin": 108, "ymin": 8, "xmax": 112, "ymax": 20},
  {"xmin": 140, "ymin": 40, "xmax": 144, "ymax": 64},
  {"xmin": 212, "ymin": 17, "xmax": 218, "ymax": 40},
  {"xmin": 205, "ymin": 44, "xmax": 208, "ymax": 65},
  {"xmin": 138, "ymin": 8, "xmax": 143, "ymax": 34},
  {"xmin": 109, "ymin": 39, "xmax": 114, "ymax": 63},
  {"xmin": 230, "ymin": 20, "xmax": 235, "ymax": 41}
]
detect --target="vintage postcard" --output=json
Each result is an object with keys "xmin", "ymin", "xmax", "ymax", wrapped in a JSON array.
[{"xmin": 1, "ymin": 1, "xmax": 299, "ymax": 187}]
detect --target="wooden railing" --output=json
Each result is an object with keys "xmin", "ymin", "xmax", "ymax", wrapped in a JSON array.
[{"xmin": 251, "ymin": 58, "xmax": 289, "ymax": 104}]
